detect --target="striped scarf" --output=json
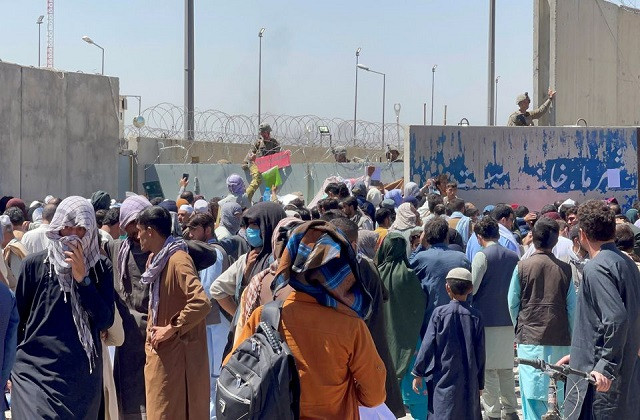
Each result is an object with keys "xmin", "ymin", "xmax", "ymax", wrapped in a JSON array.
[{"xmin": 273, "ymin": 220, "xmax": 370, "ymax": 318}]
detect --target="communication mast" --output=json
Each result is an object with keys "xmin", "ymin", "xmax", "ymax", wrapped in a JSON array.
[{"xmin": 46, "ymin": 0, "xmax": 54, "ymax": 68}]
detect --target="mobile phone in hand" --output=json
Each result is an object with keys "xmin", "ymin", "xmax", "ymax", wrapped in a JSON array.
[{"xmin": 182, "ymin": 173, "xmax": 189, "ymax": 181}]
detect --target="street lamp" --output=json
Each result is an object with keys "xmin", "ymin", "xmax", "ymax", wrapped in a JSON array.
[
  {"xmin": 258, "ymin": 28, "xmax": 265, "ymax": 126},
  {"xmin": 82, "ymin": 35, "xmax": 104, "ymax": 75},
  {"xmin": 36, "ymin": 15, "xmax": 44, "ymax": 67},
  {"xmin": 495, "ymin": 76, "xmax": 500, "ymax": 124},
  {"xmin": 353, "ymin": 47, "xmax": 361, "ymax": 145},
  {"xmin": 431, "ymin": 64, "xmax": 437, "ymax": 125},
  {"xmin": 357, "ymin": 63, "xmax": 386, "ymax": 151},
  {"xmin": 318, "ymin": 125, "xmax": 332, "ymax": 147}
]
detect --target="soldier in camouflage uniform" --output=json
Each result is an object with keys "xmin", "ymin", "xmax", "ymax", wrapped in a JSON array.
[
  {"xmin": 250, "ymin": 123, "xmax": 281, "ymax": 157},
  {"xmin": 507, "ymin": 88, "xmax": 556, "ymax": 126}
]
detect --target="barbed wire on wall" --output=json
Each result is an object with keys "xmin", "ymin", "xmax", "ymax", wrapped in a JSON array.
[
  {"xmin": 124, "ymin": 102, "xmax": 407, "ymax": 150},
  {"xmin": 620, "ymin": 0, "xmax": 640, "ymax": 13}
]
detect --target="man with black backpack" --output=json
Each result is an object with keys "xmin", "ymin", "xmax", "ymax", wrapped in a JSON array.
[{"xmin": 220, "ymin": 220, "xmax": 386, "ymax": 419}]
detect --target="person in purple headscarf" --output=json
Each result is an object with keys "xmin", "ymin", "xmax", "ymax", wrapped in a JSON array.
[
  {"xmin": 217, "ymin": 163, "xmax": 262, "ymax": 210},
  {"xmin": 385, "ymin": 189, "xmax": 403, "ymax": 208}
]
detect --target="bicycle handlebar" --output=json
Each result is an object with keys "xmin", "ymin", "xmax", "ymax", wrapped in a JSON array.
[
  {"xmin": 516, "ymin": 357, "xmax": 544, "ymax": 370},
  {"xmin": 515, "ymin": 358, "xmax": 596, "ymax": 385}
]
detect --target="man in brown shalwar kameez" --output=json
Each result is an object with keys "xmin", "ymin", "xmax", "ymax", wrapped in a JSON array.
[{"xmin": 136, "ymin": 206, "xmax": 211, "ymax": 420}]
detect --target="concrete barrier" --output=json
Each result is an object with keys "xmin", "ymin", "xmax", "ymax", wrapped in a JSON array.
[
  {"xmin": 145, "ymin": 162, "xmax": 403, "ymax": 203},
  {"xmin": 0, "ymin": 62, "xmax": 119, "ymax": 201},
  {"xmin": 406, "ymin": 126, "xmax": 639, "ymax": 210},
  {"xmin": 130, "ymin": 136, "xmax": 388, "ymax": 193}
]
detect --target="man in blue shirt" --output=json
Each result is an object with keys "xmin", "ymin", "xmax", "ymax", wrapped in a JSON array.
[
  {"xmin": 410, "ymin": 217, "xmax": 471, "ymax": 331},
  {"xmin": 187, "ymin": 213, "xmax": 228, "ymax": 420},
  {"xmin": 466, "ymin": 204, "xmax": 521, "ymax": 261}
]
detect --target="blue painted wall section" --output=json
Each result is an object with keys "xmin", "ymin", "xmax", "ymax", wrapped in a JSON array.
[
  {"xmin": 409, "ymin": 126, "xmax": 638, "ymax": 208},
  {"xmin": 519, "ymin": 129, "xmax": 636, "ymax": 193}
]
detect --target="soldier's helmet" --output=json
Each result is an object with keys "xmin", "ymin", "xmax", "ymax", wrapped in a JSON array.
[
  {"xmin": 516, "ymin": 92, "xmax": 530, "ymax": 105},
  {"xmin": 259, "ymin": 123, "xmax": 272, "ymax": 133}
]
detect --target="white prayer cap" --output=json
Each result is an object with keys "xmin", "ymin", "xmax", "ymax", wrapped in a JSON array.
[
  {"xmin": 193, "ymin": 199, "xmax": 208, "ymax": 214},
  {"xmin": 30, "ymin": 200, "xmax": 43, "ymax": 209},
  {"xmin": 561, "ymin": 199, "xmax": 576, "ymax": 208},
  {"xmin": 179, "ymin": 204, "xmax": 194, "ymax": 214},
  {"xmin": 446, "ymin": 267, "xmax": 472, "ymax": 283},
  {"xmin": 44, "ymin": 195, "xmax": 54, "ymax": 204}
]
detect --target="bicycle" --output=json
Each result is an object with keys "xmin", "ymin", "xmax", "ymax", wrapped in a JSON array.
[{"xmin": 515, "ymin": 357, "xmax": 596, "ymax": 420}]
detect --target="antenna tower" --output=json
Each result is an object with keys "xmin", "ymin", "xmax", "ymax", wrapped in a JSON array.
[{"xmin": 46, "ymin": 0, "xmax": 54, "ymax": 68}]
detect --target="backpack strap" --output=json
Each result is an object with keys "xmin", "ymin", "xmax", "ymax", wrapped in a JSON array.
[
  {"xmin": 260, "ymin": 300, "xmax": 284, "ymax": 331},
  {"xmin": 259, "ymin": 300, "xmax": 285, "ymax": 353}
]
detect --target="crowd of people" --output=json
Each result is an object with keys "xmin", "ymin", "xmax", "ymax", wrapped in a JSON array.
[{"xmin": 1, "ymin": 166, "xmax": 640, "ymax": 420}]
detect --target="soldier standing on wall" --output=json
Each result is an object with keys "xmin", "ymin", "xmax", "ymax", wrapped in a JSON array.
[
  {"xmin": 251, "ymin": 123, "xmax": 281, "ymax": 158},
  {"xmin": 332, "ymin": 146, "xmax": 351, "ymax": 163},
  {"xmin": 507, "ymin": 88, "xmax": 556, "ymax": 126}
]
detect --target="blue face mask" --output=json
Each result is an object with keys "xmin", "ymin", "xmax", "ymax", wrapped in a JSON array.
[{"xmin": 246, "ymin": 227, "xmax": 263, "ymax": 248}]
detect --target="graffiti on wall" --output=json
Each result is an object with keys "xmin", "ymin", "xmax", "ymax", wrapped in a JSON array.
[{"xmin": 409, "ymin": 126, "xmax": 638, "ymax": 207}]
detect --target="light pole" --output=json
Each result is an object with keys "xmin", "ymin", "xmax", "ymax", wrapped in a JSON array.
[
  {"xmin": 495, "ymin": 76, "xmax": 500, "ymax": 124},
  {"xmin": 353, "ymin": 47, "xmax": 361, "ymax": 145},
  {"xmin": 431, "ymin": 64, "xmax": 437, "ymax": 125},
  {"xmin": 488, "ymin": 0, "xmax": 496, "ymax": 125},
  {"xmin": 81, "ymin": 35, "xmax": 104, "ymax": 75},
  {"xmin": 36, "ymin": 15, "xmax": 44, "ymax": 67},
  {"xmin": 184, "ymin": 0, "xmax": 195, "ymax": 140},
  {"xmin": 394, "ymin": 103, "xmax": 401, "ymax": 149},
  {"xmin": 357, "ymin": 64, "xmax": 386, "ymax": 151},
  {"xmin": 258, "ymin": 28, "xmax": 265, "ymax": 126}
]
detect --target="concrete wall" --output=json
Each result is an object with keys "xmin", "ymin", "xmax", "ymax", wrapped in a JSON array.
[
  {"xmin": 535, "ymin": 0, "xmax": 640, "ymax": 126},
  {"xmin": 0, "ymin": 62, "xmax": 120, "ymax": 201},
  {"xmin": 130, "ymin": 136, "xmax": 388, "ymax": 193},
  {"xmin": 406, "ymin": 125, "xmax": 638, "ymax": 210},
  {"xmin": 145, "ymin": 162, "xmax": 403, "ymax": 204}
]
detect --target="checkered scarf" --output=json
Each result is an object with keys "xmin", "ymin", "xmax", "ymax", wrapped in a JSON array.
[
  {"xmin": 240, "ymin": 262, "xmax": 276, "ymax": 327},
  {"xmin": 45, "ymin": 196, "xmax": 101, "ymax": 372},
  {"xmin": 240, "ymin": 217, "xmax": 303, "ymax": 326},
  {"xmin": 273, "ymin": 220, "xmax": 370, "ymax": 318}
]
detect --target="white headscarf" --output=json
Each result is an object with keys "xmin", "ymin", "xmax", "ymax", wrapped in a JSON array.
[
  {"xmin": 367, "ymin": 187, "xmax": 383, "ymax": 207},
  {"xmin": 390, "ymin": 203, "xmax": 417, "ymax": 231}
]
